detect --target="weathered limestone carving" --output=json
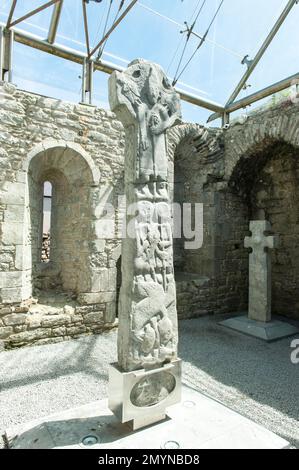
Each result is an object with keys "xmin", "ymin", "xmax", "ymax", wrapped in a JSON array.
[
  {"xmin": 108, "ymin": 59, "xmax": 182, "ymax": 428},
  {"xmin": 131, "ymin": 281, "xmax": 176, "ymax": 367},
  {"xmin": 244, "ymin": 220, "xmax": 279, "ymax": 322},
  {"xmin": 109, "ymin": 59, "xmax": 181, "ymax": 184},
  {"xmin": 130, "ymin": 371, "xmax": 176, "ymax": 408},
  {"xmin": 220, "ymin": 220, "xmax": 299, "ymax": 341},
  {"xmin": 109, "ymin": 59, "xmax": 181, "ymax": 372}
]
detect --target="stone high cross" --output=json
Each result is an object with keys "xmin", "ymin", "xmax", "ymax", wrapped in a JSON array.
[
  {"xmin": 244, "ymin": 221, "xmax": 279, "ymax": 323},
  {"xmin": 108, "ymin": 59, "xmax": 182, "ymax": 430}
]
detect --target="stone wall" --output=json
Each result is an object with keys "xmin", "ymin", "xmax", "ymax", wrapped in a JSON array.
[
  {"xmin": 170, "ymin": 98, "xmax": 299, "ymax": 321},
  {"xmin": 0, "ymin": 81, "xmax": 125, "ymax": 348},
  {"xmin": 251, "ymin": 145, "xmax": 299, "ymax": 318},
  {"xmin": 167, "ymin": 124, "xmax": 229, "ymax": 318},
  {"xmin": 0, "ymin": 300, "xmax": 116, "ymax": 349},
  {"xmin": 167, "ymin": 123, "xmax": 250, "ymax": 318},
  {"xmin": 223, "ymin": 99, "xmax": 299, "ymax": 320},
  {"xmin": 41, "ymin": 233, "xmax": 50, "ymax": 262},
  {"xmin": 1, "ymin": 81, "xmax": 299, "ymax": 349}
]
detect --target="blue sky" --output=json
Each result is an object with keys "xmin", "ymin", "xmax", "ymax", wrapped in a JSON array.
[{"xmin": 1, "ymin": 0, "xmax": 298, "ymax": 125}]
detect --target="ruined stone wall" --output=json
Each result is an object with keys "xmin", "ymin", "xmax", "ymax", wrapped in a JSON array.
[
  {"xmin": 0, "ymin": 301, "xmax": 117, "ymax": 349},
  {"xmin": 41, "ymin": 233, "xmax": 50, "ymax": 262},
  {"xmin": 251, "ymin": 145, "xmax": 299, "ymax": 318},
  {"xmin": 169, "ymin": 98, "xmax": 299, "ymax": 320},
  {"xmin": 221, "ymin": 99, "xmax": 299, "ymax": 320},
  {"xmin": 1, "ymin": 81, "xmax": 299, "ymax": 349},
  {"xmin": 167, "ymin": 124, "xmax": 228, "ymax": 318},
  {"xmin": 0, "ymin": 83, "xmax": 225, "ymax": 347},
  {"xmin": 0, "ymin": 81, "xmax": 125, "ymax": 348}
]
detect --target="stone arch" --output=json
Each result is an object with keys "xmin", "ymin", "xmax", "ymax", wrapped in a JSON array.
[
  {"xmin": 166, "ymin": 124, "xmax": 224, "ymax": 319},
  {"xmin": 168, "ymin": 125, "xmax": 205, "ymax": 272},
  {"xmin": 25, "ymin": 140, "xmax": 99, "ymax": 297},
  {"xmin": 167, "ymin": 123, "xmax": 206, "ymax": 162},
  {"xmin": 224, "ymin": 107, "xmax": 299, "ymax": 184},
  {"xmin": 167, "ymin": 123, "xmax": 223, "ymax": 274},
  {"xmin": 225, "ymin": 131, "xmax": 299, "ymax": 320},
  {"xmin": 25, "ymin": 140, "xmax": 101, "ymax": 185},
  {"xmin": 228, "ymin": 138, "xmax": 298, "ymax": 199}
]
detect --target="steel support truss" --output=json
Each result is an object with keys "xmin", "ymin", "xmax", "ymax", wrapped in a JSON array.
[
  {"xmin": 208, "ymin": 0, "xmax": 299, "ymax": 124},
  {"xmin": 47, "ymin": 0, "xmax": 64, "ymax": 44},
  {"xmin": 81, "ymin": 58, "xmax": 94, "ymax": 104},
  {"xmin": 0, "ymin": 23, "xmax": 224, "ymax": 113},
  {"xmin": 0, "ymin": 26, "xmax": 14, "ymax": 82},
  {"xmin": 1, "ymin": 0, "xmax": 298, "ymax": 123}
]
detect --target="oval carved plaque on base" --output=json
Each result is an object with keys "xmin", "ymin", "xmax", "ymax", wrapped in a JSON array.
[{"xmin": 130, "ymin": 371, "xmax": 176, "ymax": 408}]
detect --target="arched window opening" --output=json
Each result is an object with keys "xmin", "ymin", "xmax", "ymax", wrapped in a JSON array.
[
  {"xmin": 29, "ymin": 145, "xmax": 95, "ymax": 296},
  {"xmin": 41, "ymin": 181, "xmax": 52, "ymax": 263}
]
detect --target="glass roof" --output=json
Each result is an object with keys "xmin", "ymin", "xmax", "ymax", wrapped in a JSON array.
[{"xmin": 0, "ymin": 0, "xmax": 298, "ymax": 125}]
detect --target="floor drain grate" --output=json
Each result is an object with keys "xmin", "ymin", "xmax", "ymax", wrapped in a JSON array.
[
  {"xmin": 81, "ymin": 435, "xmax": 99, "ymax": 446},
  {"xmin": 183, "ymin": 400, "xmax": 196, "ymax": 408},
  {"xmin": 163, "ymin": 440, "xmax": 180, "ymax": 449}
]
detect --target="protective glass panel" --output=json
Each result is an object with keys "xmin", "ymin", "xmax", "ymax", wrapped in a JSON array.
[{"xmin": 0, "ymin": 0, "xmax": 297, "ymax": 125}]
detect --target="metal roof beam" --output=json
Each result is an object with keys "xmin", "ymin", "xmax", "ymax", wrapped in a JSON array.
[
  {"xmin": 176, "ymin": 86, "xmax": 224, "ymax": 114},
  {"xmin": 47, "ymin": 0, "xmax": 63, "ymax": 44},
  {"xmin": 88, "ymin": 0, "xmax": 138, "ymax": 58},
  {"xmin": 227, "ymin": 72, "xmax": 299, "ymax": 114},
  {"xmin": 207, "ymin": 72, "xmax": 299, "ymax": 123},
  {"xmin": 225, "ymin": 0, "xmax": 299, "ymax": 108},
  {"xmin": 8, "ymin": 0, "xmax": 61, "ymax": 29},
  {"xmin": 6, "ymin": 0, "xmax": 18, "ymax": 29},
  {"xmin": 207, "ymin": 111, "xmax": 224, "ymax": 123},
  {"xmin": 3, "ymin": 25, "xmax": 223, "ymax": 113},
  {"xmin": 11, "ymin": 26, "xmax": 124, "ymax": 73},
  {"xmin": 0, "ymin": 26, "xmax": 14, "ymax": 82},
  {"xmin": 82, "ymin": 0, "xmax": 90, "ymax": 56}
]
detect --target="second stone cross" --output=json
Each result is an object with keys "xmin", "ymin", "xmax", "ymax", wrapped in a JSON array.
[{"xmin": 244, "ymin": 220, "xmax": 278, "ymax": 323}]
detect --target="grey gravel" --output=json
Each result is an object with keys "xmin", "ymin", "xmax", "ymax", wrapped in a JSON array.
[{"xmin": 0, "ymin": 316, "xmax": 298, "ymax": 448}]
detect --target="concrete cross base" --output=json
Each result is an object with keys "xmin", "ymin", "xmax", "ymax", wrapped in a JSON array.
[
  {"xmin": 4, "ymin": 386, "xmax": 290, "ymax": 449},
  {"xmin": 219, "ymin": 315, "xmax": 299, "ymax": 342},
  {"xmin": 108, "ymin": 360, "xmax": 182, "ymax": 431}
]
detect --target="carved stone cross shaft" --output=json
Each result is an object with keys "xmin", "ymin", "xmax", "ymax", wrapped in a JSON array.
[
  {"xmin": 108, "ymin": 59, "xmax": 182, "ymax": 429},
  {"xmin": 244, "ymin": 221, "xmax": 279, "ymax": 323}
]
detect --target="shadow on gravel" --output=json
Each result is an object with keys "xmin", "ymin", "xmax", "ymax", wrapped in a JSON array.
[
  {"xmin": 178, "ymin": 315, "xmax": 299, "ymax": 446},
  {"xmin": 0, "ymin": 334, "xmax": 112, "ymax": 392}
]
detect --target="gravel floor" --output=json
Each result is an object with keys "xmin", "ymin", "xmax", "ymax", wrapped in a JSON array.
[{"xmin": 0, "ymin": 315, "xmax": 298, "ymax": 448}]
